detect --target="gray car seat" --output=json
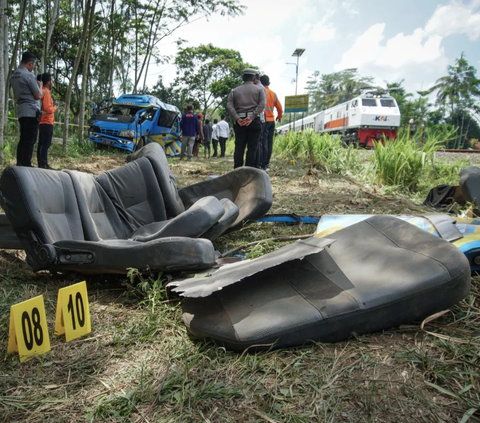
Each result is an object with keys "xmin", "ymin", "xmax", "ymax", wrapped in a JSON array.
[
  {"xmin": 128, "ymin": 142, "xmax": 273, "ymax": 231},
  {"xmin": 0, "ymin": 164, "xmax": 220, "ymax": 274},
  {"xmin": 180, "ymin": 215, "xmax": 471, "ymax": 350}
]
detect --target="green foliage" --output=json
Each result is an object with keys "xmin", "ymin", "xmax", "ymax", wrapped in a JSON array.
[
  {"xmin": 174, "ymin": 43, "xmax": 252, "ymax": 116},
  {"xmin": 274, "ymin": 130, "xmax": 362, "ymax": 174},
  {"xmin": 305, "ymin": 68, "xmax": 374, "ymax": 113},
  {"xmin": 370, "ymin": 135, "xmax": 441, "ymax": 192}
]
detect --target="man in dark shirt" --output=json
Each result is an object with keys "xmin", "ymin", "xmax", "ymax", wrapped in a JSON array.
[
  {"xmin": 179, "ymin": 105, "xmax": 199, "ymax": 160},
  {"xmin": 226, "ymin": 68, "xmax": 266, "ymax": 168},
  {"xmin": 10, "ymin": 51, "xmax": 43, "ymax": 167}
]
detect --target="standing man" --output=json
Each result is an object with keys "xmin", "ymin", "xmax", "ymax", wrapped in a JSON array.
[
  {"xmin": 211, "ymin": 118, "xmax": 219, "ymax": 157},
  {"xmin": 37, "ymin": 73, "xmax": 58, "ymax": 169},
  {"xmin": 179, "ymin": 105, "xmax": 199, "ymax": 160},
  {"xmin": 253, "ymin": 72, "xmax": 267, "ymax": 169},
  {"xmin": 226, "ymin": 68, "xmax": 266, "ymax": 168},
  {"xmin": 260, "ymin": 75, "xmax": 283, "ymax": 170},
  {"xmin": 216, "ymin": 115, "xmax": 230, "ymax": 158},
  {"xmin": 10, "ymin": 51, "xmax": 43, "ymax": 167}
]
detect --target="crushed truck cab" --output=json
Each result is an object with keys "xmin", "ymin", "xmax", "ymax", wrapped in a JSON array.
[{"xmin": 88, "ymin": 94, "xmax": 181, "ymax": 155}]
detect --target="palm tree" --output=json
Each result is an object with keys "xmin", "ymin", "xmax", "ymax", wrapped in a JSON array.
[{"xmin": 428, "ymin": 53, "xmax": 480, "ymax": 148}]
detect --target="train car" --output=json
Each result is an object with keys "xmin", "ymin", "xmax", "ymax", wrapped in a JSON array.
[{"xmin": 277, "ymin": 92, "xmax": 401, "ymax": 147}]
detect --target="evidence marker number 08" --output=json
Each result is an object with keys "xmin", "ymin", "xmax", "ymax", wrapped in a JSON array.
[{"xmin": 8, "ymin": 295, "xmax": 51, "ymax": 363}]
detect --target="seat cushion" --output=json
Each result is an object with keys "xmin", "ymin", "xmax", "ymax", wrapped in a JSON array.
[
  {"xmin": 181, "ymin": 215, "xmax": 471, "ymax": 350},
  {"xmin": 127, "ymin": 142, "xmax": 185, "ymax": 217},
  {"xmin": 96, "ymin": 157, "xmax": 168, "ymax": 229},
  {"xmin": 130, "ymin": 196, "xmax": 225, "ymax": 242},
  {"xmin": 201, "ymin": 198, "xmax": 239, "ymax": 241},
  {"xmin": 178, "ymin": 167, "xmax": 272, "ymax": 229}
]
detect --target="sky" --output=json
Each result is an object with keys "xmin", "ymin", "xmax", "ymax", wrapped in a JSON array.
[{"xmin": 146, "ymin": 0, "xmax": 480, "ymax": 110}]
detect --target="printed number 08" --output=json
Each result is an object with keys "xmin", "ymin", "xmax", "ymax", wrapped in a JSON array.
[
  {"xmin": 21, "ymin": 308, "xmax": 43, "ymax": 350},
  {"xmin": 67, "ymin": 292, "xmax": 85, "ymax": 330}
]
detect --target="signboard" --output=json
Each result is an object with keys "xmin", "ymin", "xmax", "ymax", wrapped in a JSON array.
[{"xmin": 284, "ymin": 94, "xmax": 309, "ymax": 113}]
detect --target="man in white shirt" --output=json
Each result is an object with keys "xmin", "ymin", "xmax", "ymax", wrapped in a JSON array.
[
  {"xmin": 211, "ymin": 118, "xmax": 219, "ymax": 157},
  {"xmin": 216, "ymin": 115, "xmax": 230, "ymax": 158}
]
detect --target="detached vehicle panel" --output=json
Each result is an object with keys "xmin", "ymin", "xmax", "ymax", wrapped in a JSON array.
[{"xmin": 88, "ymin": 94, "xmax": 181, "ymax": 155}]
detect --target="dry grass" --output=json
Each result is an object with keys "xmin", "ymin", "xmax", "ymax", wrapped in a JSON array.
[{"xmin": 0, "ymin": 141, "xmax": 479, "ymax": 422}]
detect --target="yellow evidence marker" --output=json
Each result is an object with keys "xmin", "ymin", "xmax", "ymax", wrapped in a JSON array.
[
  {"xmin": 8, "ymin": 295, "xmax": 51, "ymax": 363},
  {"xmin": 55, "ymin": 281, "xmax": 91, "ymax": 342}
]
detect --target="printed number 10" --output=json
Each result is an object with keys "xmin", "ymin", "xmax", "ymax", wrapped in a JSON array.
[{"xmin": 67, "ymin": 292, "xmax": 85, "ymax": 330}]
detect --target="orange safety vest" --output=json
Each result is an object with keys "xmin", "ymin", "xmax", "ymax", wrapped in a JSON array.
[
  {"xmin": 39, "ymin": 87, "xmax": 58, "ymax": 125},
  {"xmin": 264, "ymin": 86, "xmax": 283, "ymax": 122}
]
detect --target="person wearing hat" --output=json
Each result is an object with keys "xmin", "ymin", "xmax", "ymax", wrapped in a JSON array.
[
  {"xmin": 193, "ymin": 112, "xmax": 204, "ymax": 157},
  {"xmin": 10, "ymin": 51, "xmax": 43, "ymax": 167},
  {"xmin": 37, "ymin": 73, "xmax": 58, "ymax": 169},
  {"xmin": 259, "ymin": 74, "xmax": 283, "ymax": 170},
  {"xmin": 226, "ymin": 68, "xmax": 266, "ymax": 169}
]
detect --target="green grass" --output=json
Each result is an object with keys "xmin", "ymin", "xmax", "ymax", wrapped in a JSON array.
[{"xmin": 0, "ymin": 140, "xmax": 479, "ymax": 422}]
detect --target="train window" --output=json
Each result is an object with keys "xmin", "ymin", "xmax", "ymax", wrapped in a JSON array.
[
  {"xmin": 380, "ymin": 99, "xmax": 396, "ymax": 107},
  {"xmin": 362, "ymin": 99, "xmax": 377, "ymax": 107}
]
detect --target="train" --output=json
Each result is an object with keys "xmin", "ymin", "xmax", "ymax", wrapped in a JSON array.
[{"xmin": 277, "ymin": 92, "xmax": 401, "ymax": 147}]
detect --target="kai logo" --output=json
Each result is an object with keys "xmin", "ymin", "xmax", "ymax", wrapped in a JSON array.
[{"xmin": 375, "ymin": 116, "xmax": 388, "ymax": 121}]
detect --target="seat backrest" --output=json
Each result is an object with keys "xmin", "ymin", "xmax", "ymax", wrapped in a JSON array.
[
  {"xmin": 0, "ymin": 166, "xmax": 85, "ymax": 262},
  {"xmin": 96, "ymin": 156, "xmax": 168, "ymax": 229},
  {"xmin": 127, "ymin": 143, "xmax": 185, "ymax": 217},
  {"xmin": 65, "ymin": 170, "xmax": 132, "ymax": 241}
]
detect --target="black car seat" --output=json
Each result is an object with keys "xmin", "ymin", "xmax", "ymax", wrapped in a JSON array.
[{"xmin": 177, "ymin": 215, "xmax": 471, "ymax": 350}]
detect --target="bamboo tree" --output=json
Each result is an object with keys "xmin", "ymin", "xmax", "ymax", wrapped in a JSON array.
[
  {"xmin": 0, "ymin": 0, "xmax": 5, "ymax": 164},
  {"xmin": 4, "ymin": 0, "xmax": 27, "ymax": 115},
  {"xmin": 62, "ymin": 0, "xmax": 92, "ymax": 152},
  {"xmin": 78, "ymin": 0, "xmax": 97, "ymax": 144},
  {"xmin": 41, "ymin": 0, "xmax": 60, "ymax": 74}
]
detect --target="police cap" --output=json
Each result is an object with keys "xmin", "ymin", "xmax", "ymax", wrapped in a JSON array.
[{"xmin": 243, "ymin": 68, "xmax": 257, "ymax": 76}]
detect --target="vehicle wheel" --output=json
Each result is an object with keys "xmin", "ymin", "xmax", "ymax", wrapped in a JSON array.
[
  {"xmin": 94, "ymin": 142, "xmax": 107, "ymax": 151},
  {"xmin": 134, "ymin": 138, "xmax": 145, "ymax": 151}
]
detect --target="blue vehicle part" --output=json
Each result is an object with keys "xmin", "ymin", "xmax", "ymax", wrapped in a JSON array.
[{"xmin": 88, "ymin": 94, "xmax": 181, "ymax": 155}]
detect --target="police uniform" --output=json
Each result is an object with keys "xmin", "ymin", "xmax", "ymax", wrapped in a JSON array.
[{"xmin": 226, "ymin": 68, "xmax": 266, "ymax": 169}]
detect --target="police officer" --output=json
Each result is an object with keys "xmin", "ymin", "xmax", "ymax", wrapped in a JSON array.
[
  {"xmin": 226, "ymin": 68, "xmax": 266, "ymax": 169},
  {"xmin": 10, "ymin": 51, "xmax": 43, "ymax": 167}
]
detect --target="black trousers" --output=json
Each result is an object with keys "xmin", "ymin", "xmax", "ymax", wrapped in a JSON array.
[
  {"xmin": 37, "ymin": 124, "xmax": 54, "ymax": 168},
  {"xmin": 263, "ymin": 121, "xmax": 276, "ymax": 167},
  {"xmin": 212, "ymin": 138, "xmax": 218, "ymax": 156},
  {"xmin": 233, "ymin": 118, "xmax": 262, "ymax": 169},
  {"xmin": 254, "ymin": 122, "xmax": 264, "ymax": 168},
  {"xmin": 17, "ymin": 116, "xmax": 39, "ymax": 167},
  {"xmin": 218, "ymin": 137, "xmax": 227, "ymax": 157}
]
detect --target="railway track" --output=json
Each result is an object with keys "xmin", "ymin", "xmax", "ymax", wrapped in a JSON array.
[{"xmin": 441, "ymin": 149, "xmax": 480, "ymax": 154}]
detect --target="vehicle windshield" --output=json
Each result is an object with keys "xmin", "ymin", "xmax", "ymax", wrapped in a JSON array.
[
  {"xmin": 107, "ymin": 106, "xmax": 141, "ymax": 117},
  {"xmin": 380, "ymin": 99, "xmax": 396, "ymax": 107},
  {"xmin": 362, "ymin": 99, "xmax": 377, "ymax": 107}
]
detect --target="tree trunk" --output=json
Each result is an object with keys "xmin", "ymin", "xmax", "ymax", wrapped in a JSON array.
[
  {"xmin": 78, "ymin": 0, "xmax": 96, "ymax": 144},
  {"xmin": 42, "ymin": 0, "xmax": 60, "ymax": 74},
  {"xmin": 2, "ymin": 0, "xmax": 7, "ymax": 117},
  {"xmin": 108, "ymin": 0, "xmax": 115, "ymax": 98},
  {"xmin": 0, "ymin": 0, "xmax": 5, "ymax": 164},
  {"xmin": 62, "ymin": 0, "xmax": 92, "ymax": 152},
  {"xmin": 4, "ymin": 0, "xmax": 27, "ymax": 116}
]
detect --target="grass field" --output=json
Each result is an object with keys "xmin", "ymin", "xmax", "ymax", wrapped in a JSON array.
[{"xmin": 0, "ymin": 139, "xmax": 479, "ymax": 422}]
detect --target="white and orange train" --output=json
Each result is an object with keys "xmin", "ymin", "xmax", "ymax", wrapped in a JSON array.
[{"xmin": 277, "ymin": 93, "xmax": 401, "ymax": 147}]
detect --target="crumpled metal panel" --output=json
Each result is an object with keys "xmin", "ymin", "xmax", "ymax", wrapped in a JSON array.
[{"xmin": 167, "ymin": 237, "xmax": 335, "ymax": 298}]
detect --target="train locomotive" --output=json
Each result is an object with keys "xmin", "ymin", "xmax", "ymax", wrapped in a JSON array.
[{"xmin": 277, "ymin": 92, "xmax": 401, "ymax": 147}]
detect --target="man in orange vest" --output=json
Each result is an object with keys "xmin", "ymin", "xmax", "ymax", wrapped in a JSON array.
[{"xmin": 259, "ymin": 75, "xmax": 283, "ymax": 170}]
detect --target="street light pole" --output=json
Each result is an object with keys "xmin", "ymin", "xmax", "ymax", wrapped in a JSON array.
[{"xmin": 291, "ymin": 48, "xmax": 305, "ymax": 96}]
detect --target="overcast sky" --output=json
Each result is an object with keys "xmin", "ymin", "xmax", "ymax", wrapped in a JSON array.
[{"xmin": 146, "ymin": 0, "xmax": 480, "ymax": 109}]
